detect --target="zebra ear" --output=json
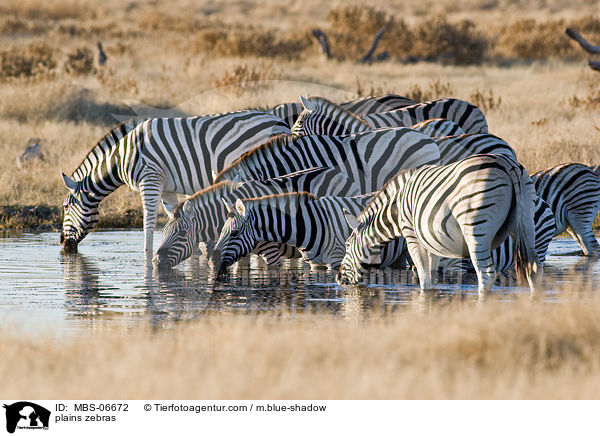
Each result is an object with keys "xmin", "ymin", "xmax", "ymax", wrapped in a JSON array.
[
  {"xmin": 182, "ymin": 200, "xmax": 194, "ymax": 216},
  {"xmin": 343, "ymin": 209, "xmax": 360, "ymax": 230},
  {"xmin": 300, "ymin": 94, "xmax": 315, "ymax": 112},
  {"xmin": 235, "ymin": 199, "xmax": 246, "ymax": 216},
  {"xmin": 211, "ymin": 170, "xmax": 218, "ymax": 183},
  {"xmin": 61, "ymin": 172, "xmax": 78, "ymax": 192}
]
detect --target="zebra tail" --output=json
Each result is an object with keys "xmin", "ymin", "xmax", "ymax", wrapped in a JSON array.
[{"xmin": 510, "ymin": 164, "xmax": 540, "ymax": 286}]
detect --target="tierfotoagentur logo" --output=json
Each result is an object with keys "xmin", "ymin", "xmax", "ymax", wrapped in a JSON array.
[{"xmin": 3, "ymin": 402, "xmax": 50, "ymax": 434}]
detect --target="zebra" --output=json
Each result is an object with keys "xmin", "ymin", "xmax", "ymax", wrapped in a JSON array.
[
  {"xmin": 213, "ymin": 130, "xmax": 441, "ymax": 194},
  {"xmin": 291, "ymin": 96, "xmax": 488, "ymax": 137},
  {"xmin": 269, "ymin": 94, "xmax": 415, "ymax": 128},
  {"xmin": 531, "ymin": 163, "xmax": 600, "ymax": 256},
  {"xmin": 60, "ymin": 111, "xmax": 290, "ymax": 255},
  {"xmin": 338, "ymin": 154, "xmax": 542, "ymax": 295},
  {"xmin": 210, "ymin": 192, "xmax": 406, "ymax": 273},
  {"xmin": 152, "ymin": 167, "xmax": 361, "ymax": 269},
  {"xmin": 434, "ymin": 133, "xmax": 516, "ymax": 165},
  {"xmin": 438, "ymin": 196, "xmax": 556, "ymax": 273}
]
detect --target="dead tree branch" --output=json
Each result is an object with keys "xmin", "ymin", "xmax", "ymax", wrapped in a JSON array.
[
  {"xmin": 589, "ymin": 60, "xmax": 600, "ymax": 72},
  {"xmin": 311, "ymin": 29, "xmax": 332, "ymax": 60},
  {"xmin": 565, "ymin": 28, "xmax": 600, "ymax": 54},
  {"xmin": 360, "ymin": 26, "xmax": 388, "ymax": 63}
]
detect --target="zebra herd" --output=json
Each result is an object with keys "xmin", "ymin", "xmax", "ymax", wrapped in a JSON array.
[{"xmin": 60, "ymin": 93, "xmax": 600, "ymax": 295}]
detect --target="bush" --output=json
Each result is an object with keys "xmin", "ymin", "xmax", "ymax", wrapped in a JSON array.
[
  {"xmin": 210, "ymin": 64, "xmax": 281, "ymax": 96},
  {"xmin": 406, "ymin": 79, "xmax": 455, "ymax": 102},
  {"xmin": 64, "ymin": 48, "xmax": 95, "ymax": 75},
  {"xmin": 0, "ymin": 41, "xmax": 56, "ymax": 78},
  {"xmin": 194, "ymin": 25, "xmax": 310, "ymax": 59}
]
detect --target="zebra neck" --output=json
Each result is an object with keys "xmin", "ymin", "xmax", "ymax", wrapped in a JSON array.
[{"xmin": 250, "ymin": 199, "xmax": 313, "ymax": 248}]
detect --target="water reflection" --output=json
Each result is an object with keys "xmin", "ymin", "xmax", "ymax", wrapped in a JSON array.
[{"xmin": 2, "ymin": 231, "xmax": 600, "ymax": 336}]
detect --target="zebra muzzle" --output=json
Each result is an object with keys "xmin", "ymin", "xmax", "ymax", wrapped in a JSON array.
[{"xmin": 60, "ymin": 233, "xmax": 78, "ymax": 254}]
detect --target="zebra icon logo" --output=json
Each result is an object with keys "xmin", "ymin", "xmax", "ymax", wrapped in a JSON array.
[{"xmin": 3, "ymin": 402, "xmax": 50, "ymax": 434}]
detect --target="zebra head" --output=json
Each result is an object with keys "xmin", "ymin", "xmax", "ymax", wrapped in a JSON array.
[
  {"xmin": 290, "ymin": 95, "xmax": 316, "ymax": 137},
  {"xmin": 337, "ymin": 211, "xmax": 382, "ymax": 285},
  {"xmin": 60, "ymin": 173, "xmax": 100, "ymax": 253},
  {"xmin": 153, "ymin": 200, "xmax": 198, "ymax": 270},
  {"xmin": 211, "ymin": 199, "xmax": 258, "ymax": 275}
]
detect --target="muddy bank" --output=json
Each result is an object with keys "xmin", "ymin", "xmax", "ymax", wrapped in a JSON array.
[{"xmin": 0, "ymin": 205, "xmax": 167, "ymax": 231}]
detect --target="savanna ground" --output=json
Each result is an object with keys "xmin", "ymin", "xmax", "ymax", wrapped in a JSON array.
[{"xmin": 1, "ymin": 0, "xmax": 600, "ymax": 399}]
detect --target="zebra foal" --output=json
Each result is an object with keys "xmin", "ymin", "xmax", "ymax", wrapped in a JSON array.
[{"xmin": 338, "ymin": 154, "xmax": 542, "ymax": 295}]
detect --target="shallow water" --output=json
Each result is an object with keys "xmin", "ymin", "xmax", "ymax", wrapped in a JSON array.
[{"xmin": 0, "ymin": 230, "xmax": 599, "ymax": 337}]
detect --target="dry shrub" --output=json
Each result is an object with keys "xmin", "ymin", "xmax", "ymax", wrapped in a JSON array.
[
  {"xmin": 0, "ymin": 0, "xmax": 87, "ymax": 21},
  {"xmin": 469, "ymin": 88, "xmax": 502, "ymax": 112},
  {"xmin": 410, "ymin": 15, "xmax": 487, "ymax": 64},
  {"xmin": 354, "ymin": 77, "xmax": 394, "ymax": 98},
  {"xmin": 137, "ymin": 11, "xmax": 209, "ymax": 33},
  {"xmin": 64, "ymin": 47, "xmax": 95, "ymax": 76},
  {"xmin": 406, "ymin": 79, "xmax": 455, "ymax": 102},
  {"xmin": 211, "ymin": 64, "xmax": 282, "ymax": 96},
  {"xmin": 194, "ymin": 26, "xmax": 310, "ymax": 59},
  {"xmin": 492, "ymin": 18, "xmax": 600, "ymax": 61},
  {"xmin": 567, "ymin": 83, "xmax": 600, "ymax": 110},
  {"xmin": 326, "ymin": 5, "xmax": 412, "ymax": 60},
  {"xmin": 0, "ymin": 42, "xmax": 56, "ymax": 78}
]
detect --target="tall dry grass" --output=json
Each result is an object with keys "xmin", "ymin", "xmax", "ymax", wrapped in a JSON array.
[{"xmin": 3, "ymin": 297, "xmax": 600, "ymax": 399}]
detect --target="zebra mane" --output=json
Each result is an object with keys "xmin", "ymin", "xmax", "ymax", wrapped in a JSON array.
[
  {"xmin": 71, "ymin": 117, "xmax": 147, "ymax": 181},
  {"xmin": 307, "ymin": 96, "xmax": 373, "ymax": 129},
  {"xmin": 214, "ymin": 133, "xmax": 294, "ymax": 180},
  {"xmin": 174, "ymin": 180, "xmax": 242, "ymax": 216}
]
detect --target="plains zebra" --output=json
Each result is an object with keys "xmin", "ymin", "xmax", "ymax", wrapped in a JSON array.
[
  {"xmin": 152, "ymin": 167, "xmax": 361, "ymax": 269},
  {"xmin": 338, "ymin": 154, "xmax": 541, "ymax": 294},
  {"xmin": 213, "ymin": 130, "xmax": 441, "ymax": 194},
  {"xmin": 269, "ymin": 94, "xmax": 415, "ymax": 127},
  {"xmin": 438, "ymin": 196, "xmax": 556, "ymax": 273},
  {"xmin": 532, "ymin": 163, "xmax": 600, "ymax": 256},
  {"xmin": 434, "ymin": 133, "xmax": 516, "ymax": 165},
  {"xmin": 60, "ymin": 111, "xmax": 290, "ymax": 254},
  {"xmin": 210, "ymin": 192, "xmax": 405, "ymax": 272},
  {"xmin": 291, "ymin": 96, "xmax": 488, "ymax": 137}
]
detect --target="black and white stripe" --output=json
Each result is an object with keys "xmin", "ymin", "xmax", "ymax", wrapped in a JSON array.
[
  {"xmin": 532, "ymin": 163, "xmax": 600, "ymax": 256},
  {"xmin": 291, "ymin": 96, "xmax": 488, "ymax": 137},
  {"xmin": 338, "ymin": 154, "xmax": 541, "ymax": 294},
  {"xmin": 214, "ymin": 129, "xmax": 441, "ymax": 194},
  {"xmin": 60, "ymin": 111, "xmax": 290, "ymax": 254},
  {"xmin": 270, "ymin": 94, "xmax": 415, "ymax": 128},
  {"xmin": 152, "ymin": 168, "xmax": 361, "ymax": 269},
  {"xmin": 210, "ymin": 192, "xmax": 405, "ymax": 272}
]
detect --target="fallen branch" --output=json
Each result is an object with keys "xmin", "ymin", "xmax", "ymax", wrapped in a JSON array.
[
  {"xmin": 565, "ymin": 28, "xmax": 600, "ymax": 54},
  {"xmin": 360, "ymin": 26, "xmax": 388, "ymax": 63},
  {"xmin": 311, "ymin": 29, "xmax": 332, "ymax": 60}
]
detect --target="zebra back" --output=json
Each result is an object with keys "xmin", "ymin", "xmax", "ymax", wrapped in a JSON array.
[
  {"xmin": 214, "ymin": 129, "xmax": 441, "ymax": 194},
  {"xmin": 364, "ymin": 98, "xmax": 489, "ymax": 134},
  {"xmin": 434, "ymin": 133, "xmax": 517, "ymax": 165},
  {"xmin": 411, "ymin": 118, "xmax": 465, "ymax": 137}
]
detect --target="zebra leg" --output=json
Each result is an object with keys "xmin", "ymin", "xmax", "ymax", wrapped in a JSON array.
[
  {"xmin": 428, "ymin": 252, "xmax": 440, "ymax": 285},
  {"xmin": 467, "ymin": 246, "xmax": 497, "ymax": 295},
  {"xmin": 566, "ymin": 211, "xmax": 600, "ymax": 256},
  {"xmin": 405, "ymin": 240, "xmax": 433, "ymax": 290},
  {"xmin": 139, "ymin": 179, "xmax": 163, "ymax": 254}
]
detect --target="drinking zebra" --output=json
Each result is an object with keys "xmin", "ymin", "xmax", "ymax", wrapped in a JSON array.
[
  {"xmin": 291, "ymin": 96, "xmax": 488, "ymax": 137},
  {"xmin": 213, "ymin": 130, "xmax": 441, "ymax": 194},
  {"xmin": 532, "ymin": 163, "xmax": 600, "ymax": 256},
  {"xmin": 269, "ymin": 94, "xmax": 415, "ymax": 127},
  {"xmin": 210, "ymin": 192, "xmax": 405, "ymax": 272},
  {"xmin": 153, "ymin": 167, "xmax": 361, "ymax": 269},
  {"xmin": 338, "ymin": 154, "xmax": 541, "ymax": 295},
  {"xmin": 60, "ymin": 111, "xmax": 290, "ymax": 254}
]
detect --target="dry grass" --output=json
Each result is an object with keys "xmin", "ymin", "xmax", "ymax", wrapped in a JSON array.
[{"xmin": 3, "ymin": 297, "xmax": 600, "ymax": 399}]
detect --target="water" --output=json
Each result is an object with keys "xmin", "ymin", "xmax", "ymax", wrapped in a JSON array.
[{"xmin": 0, "ymin": 230, "xmax": 599, "ymax": 337}]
